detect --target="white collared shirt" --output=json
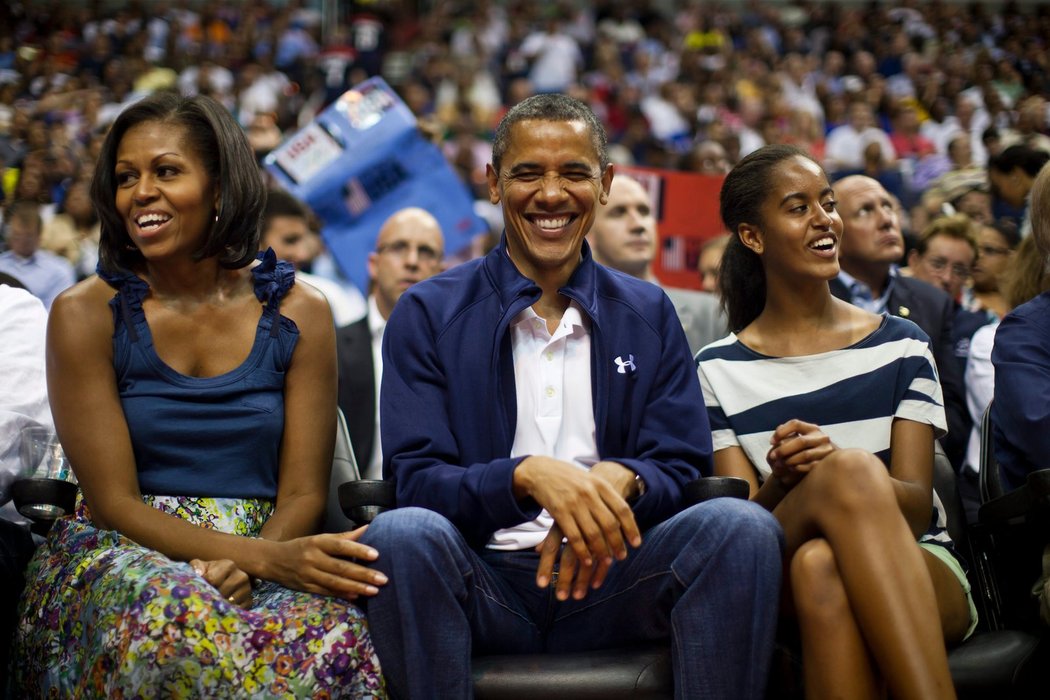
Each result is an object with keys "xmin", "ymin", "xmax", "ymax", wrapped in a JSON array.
[
  {"xmin": 488, "ymin": 301, "xmax": 599, "ymax": 550},
  {"xmin": 0, "ymin": 286, "xmax": 52, "ymax": 523},
  {"xmin": 365, "ymin": 295, "xmax": 386, "ymax": 480}
]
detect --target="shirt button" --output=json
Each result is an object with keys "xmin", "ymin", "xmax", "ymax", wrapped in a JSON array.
[
  {"xmin": 545, "ymin": 386, "xmax": 555, "ymax": 398},
  {"xmin": 545, "ymin": 351, "xmax": 554, "ymax": 362}
]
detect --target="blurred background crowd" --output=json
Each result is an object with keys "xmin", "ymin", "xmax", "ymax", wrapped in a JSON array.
[{"xmin": 0, "ymin": 0, "xmax": 1048, "ymax": 295}]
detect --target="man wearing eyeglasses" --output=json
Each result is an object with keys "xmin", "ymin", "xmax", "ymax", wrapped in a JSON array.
[
  {"xmin": 336, "ymin": 207, "xmax": 445, "ymax": 479},
  {"xmin": 906, "ymin": 213, "xmax": 996, "ymax": 378},
  {"xmin": 830, "ymin": 175, "xmax": 970, "ymax": 470}
]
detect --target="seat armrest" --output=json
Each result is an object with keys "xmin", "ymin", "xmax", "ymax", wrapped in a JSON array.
[
  {"xmin": 1027, "ymin": 469, "xmax": 1050, "ymax": 499},
  {"xmin": 11, "ymin": 477, "xmax": 78, "ymax": 522},
  {"xmin": 338, "ymin": 480, "xmax": 397, "ymax": 526},
  {"xmin": 978, "ymin": 468, "xmax": 1050, "ymax": 525},
  {"xmin": 683, "ymin": 476, "xmax": 750, "ymax": 505}
]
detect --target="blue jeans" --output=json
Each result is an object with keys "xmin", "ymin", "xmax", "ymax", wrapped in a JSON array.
[{"xmin": 360, "ymin": 499, "xmax": 784, "ymax": 699}]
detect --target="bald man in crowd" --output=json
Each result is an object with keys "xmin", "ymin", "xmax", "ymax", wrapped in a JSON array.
[
  {"xmin": 829, "ymin": 175, "xmax": 969, "ymax": 469},
  {"xmin": 336, "ymin": 208, "xmax": 445, "ymax": 479},
  {"xmin": 587, "ymin": 175, "xmax": 726, "ymax": 355}
]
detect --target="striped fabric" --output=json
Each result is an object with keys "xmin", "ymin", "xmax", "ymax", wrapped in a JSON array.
[{"xmin": 697, "ymin": 315, "xmax": 954, "ymax": 549}]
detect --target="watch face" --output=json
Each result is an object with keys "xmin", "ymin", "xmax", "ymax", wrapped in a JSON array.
[{"xmin": 633, "ymin": 473, "xmax": 646, "ymax": 500}]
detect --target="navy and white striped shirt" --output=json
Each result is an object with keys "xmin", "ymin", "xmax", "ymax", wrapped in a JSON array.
[{"xmin": 697, "ymin": 314, "xmax": 953, "ymax": 548}]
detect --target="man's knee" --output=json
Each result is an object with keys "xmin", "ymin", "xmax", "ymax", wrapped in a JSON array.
[
  {"xmin": 682, "ymin": 498, "xmax": 784, "ymax": 553},
  {"xmin": 362, "ymin": 507, "xmax": 456, "ymax": 550},
  {"xmin": 665, "ymin": 499, "xmax": 783, "ymax": 590}
]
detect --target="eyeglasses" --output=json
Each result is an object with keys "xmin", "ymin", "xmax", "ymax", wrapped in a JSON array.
[
  {"xmin": 925, "ymin": 257, "xmax": 971, "ymax": 279},
  {"xmin": 376, "ymin": 240, "xmax": 441, "ymax": 264},
  {"xmin": 977, "ymin": 244, "xmax": 1011, "ymax": 258}
]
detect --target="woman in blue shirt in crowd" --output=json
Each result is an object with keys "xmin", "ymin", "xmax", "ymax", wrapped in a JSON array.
[
  {"xmin": 991, "ymin": 161, "xmax": 1050, "ymax": 491},
  {"xmin": 697, "ymin": 145, "xmax": 975, "ymax": 699},
  {"xmin": 12, "ymin": 92, "xmax": 386, "ymax": 697}
]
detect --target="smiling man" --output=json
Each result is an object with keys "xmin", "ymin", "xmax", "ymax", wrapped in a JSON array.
[
  {"xmin": 358, "ymin": 93, "xmax": 783, "ymax": 699},
  {"xmin": 830, "ymin": 175, "xmax": 970, "ymax": 469}
]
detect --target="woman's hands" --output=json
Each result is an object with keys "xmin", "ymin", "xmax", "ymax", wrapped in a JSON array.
[
  {"xmin": 187, "ymin": 527, "xmax": 389, "ymax": 607},
  {"xmin": 262, "ymin": 526, "xmax": 388, "ymax": 601},
  {"xmin": 766, "ymin": 419, "xmax": 837, "ymax": 490},
  {"xmin": 190, "ymin": 558, "xmax": 253, "ymax": 608}
]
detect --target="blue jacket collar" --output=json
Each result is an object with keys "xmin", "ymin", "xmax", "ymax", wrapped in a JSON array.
[{"xmin": 483, "ymin": 233, "xmax": 600, "ymax": 323}]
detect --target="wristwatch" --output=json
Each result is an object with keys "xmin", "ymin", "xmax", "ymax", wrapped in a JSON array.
[{"xmin": 632, "ymin": 472, "xmax": 646, "ymax": 502}]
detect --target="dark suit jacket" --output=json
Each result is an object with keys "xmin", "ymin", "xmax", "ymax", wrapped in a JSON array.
[
  {"xmin": 336, "ymin": 317, "xmax": 377, "ymax": 473},
  {"xmin": 830, "ymin": 275, "xmax": 969, "ymax": 469}
]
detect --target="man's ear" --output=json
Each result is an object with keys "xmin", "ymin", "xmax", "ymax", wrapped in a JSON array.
[
  {"xmin": 599, "ymin": 164, "xmax": 614, "ymax": 205},
  {"xmin": 367, "ymin": 251, "xmax": 378, "ymax": 281},
  {"xmin": 486, "ymin": 164, "xmax": 500, "ymax": 205},
  {"xmin": 907, "ymin": 249, "xmax": 920, "ymax": 269},
  {"xmin": 738, "ymin": 223, "xmax": 764, "ymax": 255}
]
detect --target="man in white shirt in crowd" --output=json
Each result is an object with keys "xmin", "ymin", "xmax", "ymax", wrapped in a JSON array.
[
  {"xmin": 587, "ymin": 174, "xmax": 727, "ymax": 355},
  {"xmin": 260, "ymin": 189, "xmax": 366, "ymax": 326},
  {"xmin": 0, "ymin": 281, "xmax": 52, "ymax": 681},
  {"xmin": 335, "ymin": 207, "xmax": 445, "ymax": 479},
  {"xmin": 825, "ymin": 101, "xmax": 897, "ymax": 175},
  {"xmin": 0, "ymin": 201, "xmax": 76, "ymax": 310}
]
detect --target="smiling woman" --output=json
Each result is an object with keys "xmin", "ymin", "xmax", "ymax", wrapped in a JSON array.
[
  {"xmin": 91, "ymin": 94, "xmax": 262, "ymax": 274},
  {"xmin": 11, "ymin": 93, "xmax": 387, "ymax": 697},
  {"xmin": 114, "ymin": 120, "xmax": 218, "ymax": 262},
  {"xmin": 697, "ymin": 144, "xmax": 975, "ymax": 699}
]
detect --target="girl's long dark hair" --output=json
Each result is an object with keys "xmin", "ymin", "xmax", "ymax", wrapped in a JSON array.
[{"xmin": 718, "ymin": 144, "xmax": 813, "ymax": 331}]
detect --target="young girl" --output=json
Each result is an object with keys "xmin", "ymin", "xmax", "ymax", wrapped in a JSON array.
[{"xmin": 697, "ymin": 145, "xmax": 975, "ymax": 699}]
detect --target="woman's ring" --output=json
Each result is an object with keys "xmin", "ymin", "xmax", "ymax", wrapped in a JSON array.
[{"xmin": 228, "ymin": 595, "xmax": 236, "ymax": 603}]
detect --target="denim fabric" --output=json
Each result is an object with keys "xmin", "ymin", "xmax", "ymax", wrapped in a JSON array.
[{"xmin": 361, "ymin": 499, "xmax": 783, "ymax": 700}]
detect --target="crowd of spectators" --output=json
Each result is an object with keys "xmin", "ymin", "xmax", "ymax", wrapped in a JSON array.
[{"xmin": 0, "ymin": 0, "xmax": 1048, "ymax": 289}]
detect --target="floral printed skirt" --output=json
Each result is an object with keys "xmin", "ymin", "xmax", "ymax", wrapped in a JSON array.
[{"xmin": 11, "ymin": 496, "xmax": 386, "ymax": 698}]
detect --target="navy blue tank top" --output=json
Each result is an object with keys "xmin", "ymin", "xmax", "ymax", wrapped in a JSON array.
[{"xmin": 99, "ymin": 249, "xmax": 299, "ymax": 498}]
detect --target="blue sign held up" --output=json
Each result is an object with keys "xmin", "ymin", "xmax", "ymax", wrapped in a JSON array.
[{"xmin": 264, "ymin": 77, "xmax": 487, "ymax": 292}]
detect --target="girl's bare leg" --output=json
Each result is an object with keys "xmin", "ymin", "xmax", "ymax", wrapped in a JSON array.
[
  {"xmin": 774, "ymin": 449, "xmax": 960, "ymax": 700},
  {"xmin": 791, "ymin": 538, "xmax": 881, "ymax": 700}
]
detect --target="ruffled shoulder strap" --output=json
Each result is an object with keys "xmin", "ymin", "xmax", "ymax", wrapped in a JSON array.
[
  {"xmin": 97, "ymin": 262, "xmax": 151, "ymax": 342},
  {"xmin": 251, "ymin": 248, "xmax": 296, "ymax": 337},
  {"xmin": 252, "ymin": 248, "xmax": 297, "ymax": 306}
]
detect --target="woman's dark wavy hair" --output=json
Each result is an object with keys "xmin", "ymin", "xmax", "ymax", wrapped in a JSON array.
[
  {"xmin": 93, "ymin": 91, "xmax": 264, "ymax": 274},
  {"xmin": 718, "ymin": 144, "xmax": 815, "ymax": 332}
]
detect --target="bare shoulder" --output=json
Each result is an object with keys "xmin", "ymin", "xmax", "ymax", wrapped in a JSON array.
[
  {"xmin": 279, "ymin": 277, "xmax": 334, "ymax": 332},
  {"xmin": 835, "ymin": 297, "xmax": 882, "ymax": 337},
  {"xmin": 50, "ymin": 277, "xmax": 117, "ymax": 336}
]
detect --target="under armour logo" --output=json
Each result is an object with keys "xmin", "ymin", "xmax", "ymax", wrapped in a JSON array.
[{"xmin": 614, "ymin": 354, "xmax": 637, "ymax": 375}]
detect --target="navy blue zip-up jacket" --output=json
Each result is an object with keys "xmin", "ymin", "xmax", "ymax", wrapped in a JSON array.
[{"xmin": 380, "ymin": 237, "xmax": 713, "ymax": 547}]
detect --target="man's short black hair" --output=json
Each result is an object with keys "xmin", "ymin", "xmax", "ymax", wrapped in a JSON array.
[
  {"xmin": 263, "ymin": 188, "xmax": 310, "ymax": 223},
  {"xmin": 491, "ymin": 93, "xmax": 609, "ymax": 174}
]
